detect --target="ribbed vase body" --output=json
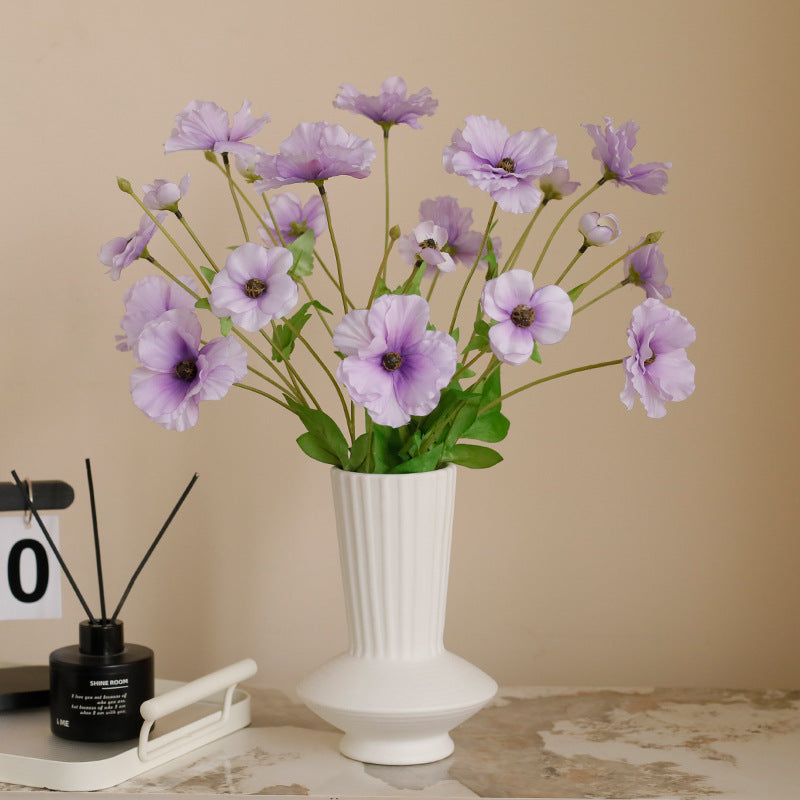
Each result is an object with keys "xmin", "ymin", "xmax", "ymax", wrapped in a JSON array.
[{"xmin": 332, "ymin": 464, "xmax": 456, "ymax": 661}]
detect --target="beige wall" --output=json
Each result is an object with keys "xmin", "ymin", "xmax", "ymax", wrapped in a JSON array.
[{"xmin": 0, "ymin": 0, "xmax": 797, "ymax": 691}]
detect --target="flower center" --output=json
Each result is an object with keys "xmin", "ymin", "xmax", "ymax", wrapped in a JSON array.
[
  {"xmin": 419, "ymin": 238, "xmax": 437, "ymax": 249},
  {"xmin": 244, "ymin": 278, "xmax": 267, "ymax": 298},
  {"xmin": 289, "ymin": 221, "xmax": 309, "ymax": 236},
  {"xmin": 174, "ymin": 359, "xmax": 198, "ymax": 382},
  {"xmin": 497, "ymin": 157, "xmax": 516, "ymax": 173},
  {"xmin": 510, "ymin": 304, "xmax": 535, "ymax": 328},
  {"xmin": 381, "ymin": 351, "xmax": 403, "ymax": 372},
  {"xmin": 644, "ymin": 352, "xmax": 657, "ymax": 366}
]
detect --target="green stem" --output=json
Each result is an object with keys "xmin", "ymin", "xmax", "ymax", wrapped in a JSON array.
[
  {"xmin": 263, "ymin": 325, "xmax": 321, "ymax": 410},
  {"xmin": 222, "ymin": 153, "xmax": 249, "ymax": 242},
  {"xmin": 209, "ymin": 159, "xmax": 265, "ymax": 227},
  {"xmin": 144, "ymin": 256, "xmax": 201, "ymax": 300},
  {"xmin": 573, "ymin": 281, "xmax": 625, "ymax": 314},
  {"xmin": 175, "ymin": 211, "xmax": 219, "ymax": 273},
  {"xmin": 452, "ymin": 348, "xmax": 488, "ymax": 381},
  {"xmin": 367, "ymin": 236, "xmax": 397, "ymax": 308},
  {"xmin": 233, "ymin": 383, "xmax": 292, "ymax": 411},
  {"xmin": 298, "ymin": 277, "xmax": 333, "ymax": 336},
  {"xmin": 383, "ymin": 129, "xmax": 390, "ymax": 253},
  {"xmin": 425, "ymin": 270, "xmax": 440, "ymax": 302},
  {"xmin": 231, "ymin": 328, "xmax": 301, "ymax": 400},
  {"xmin": 318, "ymin": 183, "xmax": 349, "ymax": 312},
  {"xmin": 125, "ymin": 191, "xmax": 210, "ymax": 292},
  {"xmin": 555, "ymin": 244, "xmax": 588, "ymax": 285},
  {"xmin": 282, "ymin": 318, "xmax": 354, "ymax": 440},
  {"xmin": 532, "ymin": 178, "xmax": 605, "ymax": 280},
  {"xmin": 580, "ymin": 238, "xmax": 651, "ymax": 291},
  {"xmin": 244, "ymin": 362, "xmax": 296, "ymax": 396},
  {"xmin": 481, "ymin": 358, "xmax": 624, "ymax": 414},
  {"xmin": 314, "ymin": 249, "xmax": 355, "ymax": 307},
  {"xmin": 261, "ymin": 195, "xmax": 285, "ymax": 246},
  {"xmin": 449, "ymin": 202, "xmax": 497, "ymax": 334},
  {"xmin": 504, "ymin": 202, "xmax": 546, "ymax": 273}
]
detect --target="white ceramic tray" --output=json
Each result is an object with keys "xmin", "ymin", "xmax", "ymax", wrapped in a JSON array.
[{"xmin": 0, "ymin": 658, "xmax": 256, "ymax": 791}]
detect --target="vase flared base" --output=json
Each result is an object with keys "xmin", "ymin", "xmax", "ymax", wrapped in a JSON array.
[{"xmin": 297, "ymin": 650, "xmax": 497, "ymax": 765}]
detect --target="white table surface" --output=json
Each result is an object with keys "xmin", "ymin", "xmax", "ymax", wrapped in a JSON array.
[{"xmin": 2, "ymin": 684, "xmax": 799, "ymax": 799}]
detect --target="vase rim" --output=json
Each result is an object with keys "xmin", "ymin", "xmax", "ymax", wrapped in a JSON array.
[{"xmin": 330, "ymin": 463, "xmax": 457, "ymax": 479}]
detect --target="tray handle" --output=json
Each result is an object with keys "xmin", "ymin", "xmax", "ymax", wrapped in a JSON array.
[{"xmin": 137, "ymin": 658, "xmax": 257, "ymax": 762}]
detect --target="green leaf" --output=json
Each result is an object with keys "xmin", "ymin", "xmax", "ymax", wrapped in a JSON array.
[
  {"xmin": 444, "ymin": 394, "xmax": 481, "ymax": 448},
  {"xmin": 286, "ymin": 399, "xmax": 349, "ymax": 466},
  {"xmin": 481, "ymin": 237, "xmax": 499, "ymax": 280},
  {"xmin": 287, "ymin": 230, "xmax": 316, "ymax": 279},
  {"xmin": 464, "ymin": 319, "xmax": 490, "ymax": 354},
  {"xmin": 445, "ymin": 444, "xmax": 503, "ymax": 469},
  {"xmin": 451, "ymin": 327, "xmax": 459, "ymax": 344},
  {"xmin": 194, "ymin": 297, "xmax": 212, "ymax": 311},
  {"xmin": 568, "ymin": 282, "xmax": 587, "ymax": 302},
  {"xmin": 389, "ymin": 447, "xmax": 443, "ymax": 474},
  {"xmin": 347, "ymin": 433, "xmax": 371, "ymax": 472},
  {"xmin": 479, "ymin": 368, "xmax": 502, "ymax": 404},
  {"xmin": 199, "ymin": 266, "xmax": 216, "ymax": 284},
  {"xmin": 531, "ymin": 340, "xmax": 542, "ymax": 364},
  {"xmin": 219, "ymin": 316, "xmax": 234, "ymax": 336},
  {"xmin": 395, "ymin": 263, "xmax": 425, "ymax": 296},
  {"xmin": 271, "ymin": 300, "xmax": 331, "ymax": 362},
  {"xmin": 372, "ymin": 276, "xmax": 391, "ymax": 300},
  {"xmin": 462, "ymin": 411, "xmax": 510, "ymax": 443},
  {"xmin": 296, "ymin": 432, "xmax": 344, "ymax": 467},
  {"xmin": 370, "ymin": 423, "xmax": 403, "ymax": 473}
]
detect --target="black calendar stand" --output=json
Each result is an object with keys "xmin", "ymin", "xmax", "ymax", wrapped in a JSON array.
[{"xmin": 0, "ymin": 479, "xmax": 74, "ymax": 711}]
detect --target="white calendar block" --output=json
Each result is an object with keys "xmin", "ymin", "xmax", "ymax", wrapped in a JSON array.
[{"xmin": 0, "ymin": 515, "xmax": 62, "ymax": 620}]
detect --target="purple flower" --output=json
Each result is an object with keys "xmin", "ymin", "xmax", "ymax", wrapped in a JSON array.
[
  {"xmin": 539, "ymin": 166, "xmax": 580, "ymax": 201},
  {"xmin": 333, "ymin": 294, "xmax": 457, "ymax": 428},
  {"xmin": 418, "ymin": 196, "xmax": 502, "ymax": 267},
  {"xmin": 397, "ymin": 221, "xmax": 456, "ymax": 277},
  {"xmin": 253, "ymin": 122, "xmax": 376, "ymax": 191},
  {"xmin": 583, "ymin": 117, "xmax": 671, "ymax": 194},
  {"xmin": 333, "ymin": 76, "xmax": 437, "ymax": 130},
  {"xmin": 99, "ymin": 213, "xmax": 164, "ymax": 280},
  {"xmin": 209, "ymin": 242, "xmax": 298, "ymax": 332},
  {"xmin": 443, "ymin": 115, "xmax": 560, "ymax": 214},
  {"xmin": 117, "ymin": 274, "xmax": 198, "ymax": 351},
  {"xmin": 259, "ymin": 192, "xmax": 327, "ymax": 245},
  {"xmin": 621, "ymin": 299, "xmax": 695, "ymax": 418},
  {"xmin": 579, "ymin": 211, "xmax": 622, "ymax": 247},
  {"xmin": 164, "ymin": 100, "xmax": 269, "ymax": 157},
  {"xmin": 624, "ymin": 240, "xmax": 672, "ymax": 300},
  {"xmin": 481, "ymin": 270, "xmax": 573, "ymax": 365},
  {"xmin": 130, "ymin": 308, "xmax": 248, "ymax": 431},
  {"xmin": 143, "ymin": 175, "xmax": 191, "ymax": 211}
]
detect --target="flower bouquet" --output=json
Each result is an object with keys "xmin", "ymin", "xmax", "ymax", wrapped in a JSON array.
[{"xmin": 100, "ymin": 78, "xmax": 695, "ymax": 472}]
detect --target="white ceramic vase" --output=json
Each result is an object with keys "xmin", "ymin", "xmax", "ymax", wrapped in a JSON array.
[{"xmin": 296, "ymin": 464, "xmax": 497, "ymax": 765}]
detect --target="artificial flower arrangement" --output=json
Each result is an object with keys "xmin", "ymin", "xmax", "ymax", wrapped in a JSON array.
[{"xmin": 100, "ymin": 77, "xmax": 696, "ymax": 473}]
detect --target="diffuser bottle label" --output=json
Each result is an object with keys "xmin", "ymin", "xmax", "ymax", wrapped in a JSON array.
[{"xmin": 68, "ymin": 676, "xmax": 130, "ymax": 718}]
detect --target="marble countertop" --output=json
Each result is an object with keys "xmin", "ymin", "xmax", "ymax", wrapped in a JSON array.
[{"xmin": 2, "ymin": 684, "xmax": 800, "ymax": 798}]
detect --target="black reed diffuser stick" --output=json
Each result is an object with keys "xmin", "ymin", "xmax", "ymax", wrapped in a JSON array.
[
  {"xmin": 110, "ymin": 472, "xmax": 199, "ymax": 621},
  {"xmin": 85, "ymin": 458, "xmax": 108, "ymax": 623},
  {"xmin": 10, "ymin": 469, "xmax": 98, "ymax": 623},
  {"xmin": 10, "ymin": 465, "xmax": 198, "ymax": 626}
]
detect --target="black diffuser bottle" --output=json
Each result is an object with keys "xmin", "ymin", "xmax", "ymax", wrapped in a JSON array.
[
  {"xmin": 11, "ymin": 460, "xmax": 197, "ymax": 743},
  {"xmin": 49, "ymin": 620, "xmax": 154, "ymax": 741}
]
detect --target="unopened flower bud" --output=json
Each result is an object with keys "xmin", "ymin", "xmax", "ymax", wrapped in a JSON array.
[
  {"xmin": 116, "ymin": 176, "xmax": 133, "ymax": 194},
  {"xmin": 578, "ymin": 211, "xmax": 621, "ymax": 247},
  {"xmin": 644, "ymin": 230, "xmax": 664, "ymax": 245},
  {"xmin": 389, "ymin": 225, "xmax": 402, "ymax": 241},
  {"xmin": 203, "ymin": 151, "xmax": 220, "ymax": 165}
]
